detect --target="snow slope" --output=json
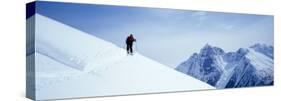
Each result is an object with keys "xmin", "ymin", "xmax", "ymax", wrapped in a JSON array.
[{"xmin": 32, "ymin": 14, "xmax": 214, "ymax": 100}]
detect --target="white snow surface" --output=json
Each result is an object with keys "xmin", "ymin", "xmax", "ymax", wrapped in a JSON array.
[{"xmin": 33, "ymin": 14, "xmax": 214, "ymax": 100}]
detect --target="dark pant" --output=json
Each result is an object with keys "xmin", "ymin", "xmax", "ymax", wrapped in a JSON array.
[{"xmin": 127, "ymin": 43, "xmax": 133, "ymax": 54}]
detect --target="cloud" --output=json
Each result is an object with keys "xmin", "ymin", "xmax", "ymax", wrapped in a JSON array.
[
  {"xmin": 190, "ymin": 11, "xmax": 208, "ymax": 25},
  {"xmin": 225, "ymin": 25, "xmax": 234, "ymax": 30},
  {"xmin": 220, "ymin": 24, "xmax": 234, "ymax": 30},
  {"xmin": 191, "ymin": 11, "xmax": 207, "ymax": 17}
]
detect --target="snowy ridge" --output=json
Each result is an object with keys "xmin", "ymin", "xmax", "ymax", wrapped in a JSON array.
[
  {"xmin": 250, "ymin": 43, "xmax": 273, "ymax": 59},
  {"xmin": 176, "ymin": 44, "xmax": 273, "ymax": 88},
  {"xmin": 246, "ymin": 49, "xmax": 273, "ymax": 70},
  {"xmin": 32, "ymin": 14, "xmax": 214, "ymax": 100}
]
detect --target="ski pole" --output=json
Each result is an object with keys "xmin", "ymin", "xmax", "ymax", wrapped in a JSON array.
[
  {"xmin": 135, "ymin": 41, "xmax": 138, "ymax": 52},
  {"xmin": 124, "ymin": 43, "xmax": 126, "ymax": 50}
]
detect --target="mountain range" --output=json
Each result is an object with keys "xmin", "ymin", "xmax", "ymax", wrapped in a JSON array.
[{"xmin": 176, "ymin": 43, "xmax": 273, "ymax": 88}]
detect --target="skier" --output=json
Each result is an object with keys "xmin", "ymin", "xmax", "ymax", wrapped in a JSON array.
[{"xmin": 126, "ymin": 34, "xmax": 136, "ymax": 55}]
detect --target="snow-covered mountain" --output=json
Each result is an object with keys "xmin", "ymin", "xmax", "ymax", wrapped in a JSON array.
[
  {"xmin": 176, "ymin": 44, "xmax": 273, "ymax": 88},
  {"xmin": 27, "ymin": 14, "xmax": 214, "ymax": 100},
  {"xmin": 250, "ymin": 43, "xmax": 273, "ymax": 59}
]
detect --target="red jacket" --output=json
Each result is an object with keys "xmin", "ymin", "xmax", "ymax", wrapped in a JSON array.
[{"xmin": 126, "ymin": 35, "xmax": 136, "ymax": 44}]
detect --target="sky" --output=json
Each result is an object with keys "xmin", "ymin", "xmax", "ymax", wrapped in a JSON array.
[{"xmin": 36, "ymin": 1, "xmax": 274, "ymax": 68}]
